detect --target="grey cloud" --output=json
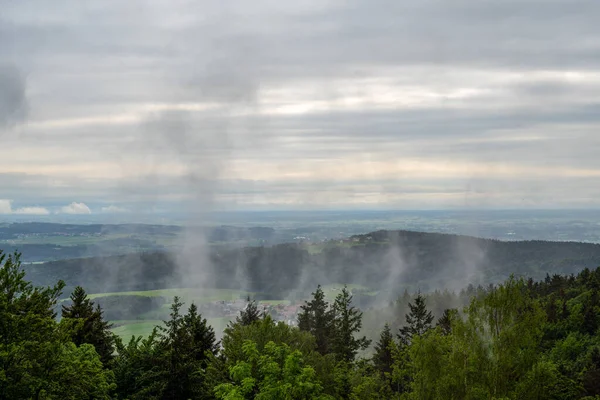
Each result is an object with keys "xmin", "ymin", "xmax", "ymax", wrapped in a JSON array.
[
  {"xmin": 0, "ymin": 64, "xmax": 27, "ymax": 128},
  {"xmin": 5, "ymin": 0, "xmax": 599, "ymax": 87},
  {"xmin": 2, "ymin": 0, "xmax": 600, "ymax": 209}
]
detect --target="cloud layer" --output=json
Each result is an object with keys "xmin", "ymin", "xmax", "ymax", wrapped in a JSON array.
[
  {"xmin": 2, "ymin": 0, "xmax": 600, "ymax": 211},
  {"xmin": 0, "ymin": 199, "xmax": 49, "ymax": 215}
]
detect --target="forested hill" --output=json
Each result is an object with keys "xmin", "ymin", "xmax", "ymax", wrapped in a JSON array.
[{"xmin": 23, "ymin": 230, "xmax": 600, "ymax": 296}]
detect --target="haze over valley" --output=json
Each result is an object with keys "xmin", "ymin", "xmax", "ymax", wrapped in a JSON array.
[{"xmin": 2, "ymin": 1, "xmax": 600, "ymax": 398}]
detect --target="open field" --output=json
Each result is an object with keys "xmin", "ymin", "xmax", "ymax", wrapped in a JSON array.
[
  {"xmin": 88, "ymin": 288, "xmax": 249, "ymax": 302},
  {"xmin": 111, "ymin": 320, "xmax": 162, "ymax": 339},
  {"xmin": 96, "ymin": 287, "xmax": 300, "ymax": 339},
  {"xmin": 320, "ymin": 283, "xmax": 373, "ymax": 300},
  {"xmin": 102, "ymin": 284, "xmax": 374, "ymax": 339}
]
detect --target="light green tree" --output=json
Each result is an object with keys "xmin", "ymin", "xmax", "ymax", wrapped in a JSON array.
[{"xmin": 215, "ymin": 340, "xmax": 333, "ymax": 399}]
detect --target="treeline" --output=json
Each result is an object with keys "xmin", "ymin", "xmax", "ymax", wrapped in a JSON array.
[
  {"xmin": 25, "ymin": 230, "xmax": 600, "ymax": 296},
  {"xmin": 61, "ymin": 295, "xmax": 168, "ymax": 321},
  {"xmin": 3, "ymin": 249, "xmax": 600, "ymax": 398}
]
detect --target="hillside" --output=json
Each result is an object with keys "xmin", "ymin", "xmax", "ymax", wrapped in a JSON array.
[{"xmin": 23, "ymin": 230, "xmax": 600, "ymax": 297}]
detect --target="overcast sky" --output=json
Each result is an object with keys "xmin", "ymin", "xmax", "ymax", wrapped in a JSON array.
[{"xmin": 1, "ymin": 0, "xmax": 600, "ymax": 216}]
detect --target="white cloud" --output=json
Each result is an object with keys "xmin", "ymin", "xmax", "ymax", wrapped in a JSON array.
[
  {"xmin": 0, "ymin": 199, "xmax": 50, "ymax": 215},
  {"xmin": 101, "ymin": 205, "xmax": 128, "ymax": 213},
  {"xmin": 13, "ymin": 206, "xmax": 50, "ymax": 215},
  {"xmin": 59, "ymin": 202, "xmax": 92, "ymax": 214},
  {"xmin": 0, "ymin": 199, "xmax": 12, "ymax": 214}
]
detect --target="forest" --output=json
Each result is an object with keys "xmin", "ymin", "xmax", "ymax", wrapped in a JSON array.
[
  {"xmin": 24, "ymin": 230, "xmax": 600, "ymax": 297},
  {"xmin": 3, "ymin": 248, "xmax": 600, "ymax": 399}
]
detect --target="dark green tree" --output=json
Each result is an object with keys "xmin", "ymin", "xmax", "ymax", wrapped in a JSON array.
[
  {"xmin": 297, "ymin": 285, "xmax": 334, "ymax": 355},
  {"xmin": 582, "ymin": 303, "xmax": 598, "ymax": 335},
  {"xmin": 0, "ymin": 251, "xmax": 114, "ymax": 399},
  {"xmin": 436, "ymin": 308, "xmax": 457, "ymax": 336},
  {"xmin": 114, "ymin": 297, "xmax": 218, "ymax": 400},
  {"xmin": 398, "ymin": 292, "xmax": 434, "ymax": 344},
  {"xmin": 331, "ymin": 286, "xmax": 371, "ymax": 363},
  {"xmin": 61, "ymin": 286, "xmax": 115, "ymax": 365},
  {"xmin": 157, "ymin": 297, "xmax": 219, "ymax": 400},
  {"xmin": 373, "ymin": 323, "xmax": 394, "ymax": 377},
  {"xmin": 235, "ymin": 296, "xmax": 261, "ymax": 326},
  {"xmin": 583, "ymin": 347, "xmax": 600, "ymax": 396},
  {"xmin": 546, "ymin": 296, "xmax": 559, "ymax": 323}
]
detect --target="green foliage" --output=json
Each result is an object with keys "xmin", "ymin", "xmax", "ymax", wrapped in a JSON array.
[
  {"xmin": 298, "ymin": 285, "xmax": 335, "ymax": 355},
  {"xmin": 235, "ymin": 296, "xmax": 262, "ymax": 326},
  {"xmin": 398, "ymin": 292, "xmax": 434, "ymax": 345},
  {"xmin": 0, "ymin": 250, "xmax": 113, "ymax": 399},
  {"xmin": 0, "ymin": 251, "xmax": 64, "ymax": 343},
  {"xmin": 348, "ymin": 360, "xmax": 394, "ymax": 399},
  {"xmin": 222, "ymin": 315, "xmax": 316, "ymax": 367},
  {"xmin": 61, "ymin": 286, "xmax": 116, "ymax": 365},
  {"xmin": 514, "ymin": 359, "xmax": 580, "ymax": 400},
  {"xmin": 331, "ymin": 286, "xmax": 371, "ymax": 363},
  {"xmin": 7, "ymin": 246, "xmax": 600, "ymax": 399},
  {"xmin": 373, "ymin": 323, "xmax": 393, "ymax": 377},
  {"xmin": 436, "ymin": 308, "xmax": 458, "ymax": 336},
  {"xmin": 112, "ymin": 297, "xmax": 218, "ymax": 399},
  {"xmin": 214, "ymin": 340, "xmax": 331, "ymax": 399},
  {"xmin": 35, "ymin": 342, "xmax": 116, "ymax": 400}
]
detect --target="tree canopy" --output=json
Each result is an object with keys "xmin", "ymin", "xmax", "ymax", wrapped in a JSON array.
[{"xmin": 3, "ymin": 248, "xmax": 600, "ymax": 399}]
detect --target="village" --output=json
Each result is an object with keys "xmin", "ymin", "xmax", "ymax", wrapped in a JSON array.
[{"xmin": 198, "ymin": 299, "xmax": 300, "ymax": 325}]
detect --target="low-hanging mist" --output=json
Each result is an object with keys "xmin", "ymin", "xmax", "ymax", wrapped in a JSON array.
[{"xmin": 26, "ymin": 229, "xmax": 600, "ymax": 303}]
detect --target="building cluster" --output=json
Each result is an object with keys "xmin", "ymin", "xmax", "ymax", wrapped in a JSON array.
[
  {"xmin": 198, "ymin": 299, "xmax": 300, "ymax": 325},
  {"xmin": 263, "ymin": 303, "xmax": 300, "ymax": 326},
  {"xmin": 198, "ymin": 299, "xmax": 247, "ymax": 318}
]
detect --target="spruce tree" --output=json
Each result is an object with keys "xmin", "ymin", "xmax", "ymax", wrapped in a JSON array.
[
  {"xmin": 436, "ymin": 308, "xmax": 457, "ymax": 336},
  {"xmin": 373, "ymin": 323, "xmax": 394, "ymax": 377},
  {"xmin": 61, "ymin": 286, "xmax": 115, "ymax": 365},
  {"xmin": 297, "ymin": 285, "xmax": 334, "ymax": 355},
  {"xmin": 331, "ymin": 286, "xmax": 371, "ymax": 362},
  {"xmin": 398, "ymin": 292, "xmax": 433, "ymax": 345},
  {"xmin": 157, "ymin": 297, "xmax": 219, "ymax": 400},
  {"xmin": 582, "ymin": 303, "xmax": 598, "ymax": 335},
  {"xmin": 545, "ymin": 296, "xmax": 558, "ymax": 323},
  {"xmin": 1, "ymin": 251, "xmax": 113, "ymax": 399},
  {"xmin": 236, "ymin": 296, "xmax": 261, "ymax": 326}
]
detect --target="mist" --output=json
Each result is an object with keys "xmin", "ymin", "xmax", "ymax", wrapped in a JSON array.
[
  {"xmin": 0, "ymin": 64, "xmax": 27, "ymax": 129},
  {"xmin": 4, "ymin": 0, "xmax": 600, "ymax": 344}
]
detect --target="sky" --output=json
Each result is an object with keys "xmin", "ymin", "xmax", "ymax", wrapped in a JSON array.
[{"xmin": 1, "ymin": 0, "xmax": 600, "ymax": 217}]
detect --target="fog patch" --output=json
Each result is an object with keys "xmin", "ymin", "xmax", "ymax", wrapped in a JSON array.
[{"xmin": 0, "ymin": 64, "xmax": 27, "ymax": 130}]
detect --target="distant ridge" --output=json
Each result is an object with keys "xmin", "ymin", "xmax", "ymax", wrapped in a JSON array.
[{"xmin": 21, "ymin": 229, "xmax": 600, "ymax": 296}]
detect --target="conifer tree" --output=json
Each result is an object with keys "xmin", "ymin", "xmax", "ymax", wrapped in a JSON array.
[
  {"xmin": 436, "ymin": 308, "xmax": 457, "ymax": 336},
  {"xmin": 373, "ymin": 323, "xmax": 394, "ymax": 377},
  {"xmin": 582, "ymin": 303, "xmax": 598, "ymax": 336},
  {"xmin": 155, "ymin": 297, "xmax": 219, "ymax": 400},
  {"xmin": 331, "ymin": 286, "xmax": 371, "ymax": 362},
  {"xmin": 297, "ymin": 285, "xmax": 334, "ymax": 355},
  {"xmin": 1, "ymin": 251, "xmax": 113, "ymax": 399},
  {"xmin": 545, "ymin": 296, "xmax": 558, "ymax": 323},
  {"xmin": 398, "ymin": 292, "xmax": 433, "ymax": 345},
  {"xmin": 236, "ymin": 296, "xmax": 261, "ymax": 326},
  {"xmin": 62, "ymin": 286, "xmax": 115, "ymax": 365}
]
